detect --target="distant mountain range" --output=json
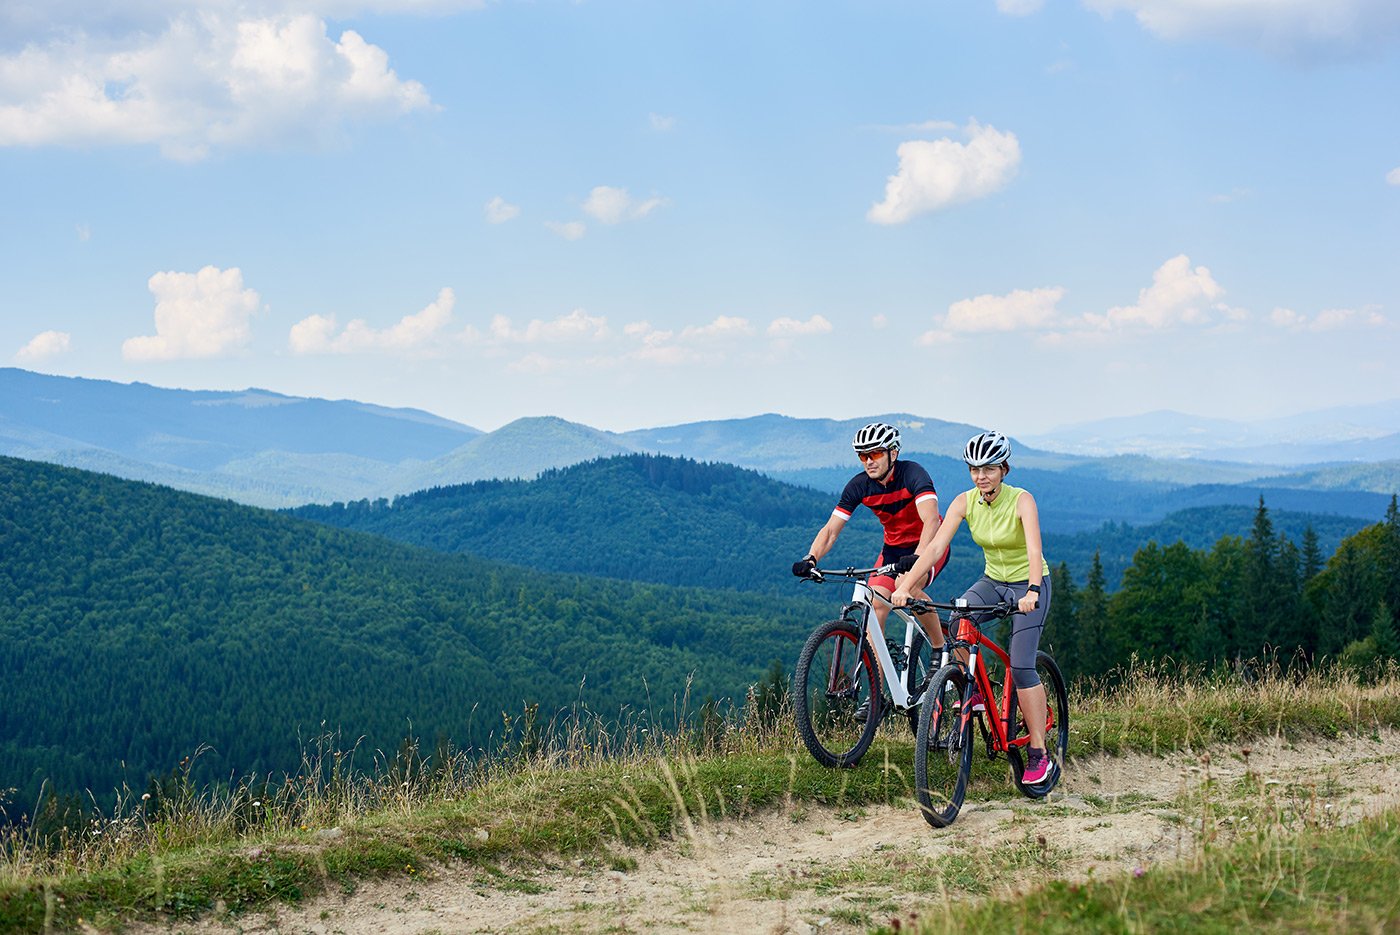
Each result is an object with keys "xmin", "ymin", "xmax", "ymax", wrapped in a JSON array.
[
  {"xmin": 1022, "ymin": 401, "xmax": 1400, "ymax": 463},
  {"xmin": 3, "ymin": 368, "xmax": 1398, "ymax": 511}
]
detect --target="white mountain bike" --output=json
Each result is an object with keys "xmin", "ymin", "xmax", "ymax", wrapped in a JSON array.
[{"xmin": 792, "ymin": 564, "xmax": 949, "ymax": 768}]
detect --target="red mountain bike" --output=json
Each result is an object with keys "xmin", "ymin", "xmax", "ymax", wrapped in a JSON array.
[{"xmin": 903, "ymin": 597, "xmax": 1069, "ymax": 828}]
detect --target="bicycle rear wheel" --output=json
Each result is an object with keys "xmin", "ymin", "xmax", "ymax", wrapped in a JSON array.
[
  {"xmin": 794, "ymin": 620, "xmax": 882, "ymax": 768},
  {"xmin": 914, "ymin": 664, "xmax": 973, "ymax": 828},
  {"xmin": 1007, "ymin": 650, "xmax": 1069, "ymax": 798}
]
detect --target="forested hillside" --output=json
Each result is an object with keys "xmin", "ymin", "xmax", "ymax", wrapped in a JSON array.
[
  {"xmin": 291, "ymin": 454, "xmax": 1374, "ymax": 596},
  {"xmin": 1045, "ymin": 498, "xmax": 1400, "ymax": 683},
  {"xmin": 0, "ymin": 456, "xmax": 820, "ymax": 816},
  {"xmin": 292, "ymin": 454, "xmax": 1400, "ymax": 688},
  {"xmin": 291, "ymin": 455, "xmax": 990, "ymax": 592}
]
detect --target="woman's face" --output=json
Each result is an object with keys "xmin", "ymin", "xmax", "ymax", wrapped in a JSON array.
[{"xmin": 969, "ymin": 463, "xmax": 1007, "ymax": 497}]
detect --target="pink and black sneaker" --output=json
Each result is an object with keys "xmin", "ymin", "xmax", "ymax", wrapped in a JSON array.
[{"xmin": 1023, "ymin": 747, "xmax": 1056, "ymax": 785}]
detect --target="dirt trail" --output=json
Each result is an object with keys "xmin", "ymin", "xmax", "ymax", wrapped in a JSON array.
[{"xmin": 133, "ymin": 730, "xmax": 1400, "ymax": 935}]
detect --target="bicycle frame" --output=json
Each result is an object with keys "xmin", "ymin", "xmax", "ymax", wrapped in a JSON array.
[
  {"xmin": 821, "ymin": 570, "xmax": 949, "ymax": 714},
  {"xmin": 953, "ymin": 615, "xmax": 1029, "ymax": 754}
]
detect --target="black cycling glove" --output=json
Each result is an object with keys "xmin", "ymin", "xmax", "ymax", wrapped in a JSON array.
[
  {"xmin": 892, "ymin": 553, "xmax": 919, "ymax": 575},
  {"xmin": 792, "ymin": 556, "xmax": 816, "ymax": 578}
]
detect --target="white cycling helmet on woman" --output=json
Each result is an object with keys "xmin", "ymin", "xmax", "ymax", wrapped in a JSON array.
[
  {"xmin": 963, "ymin": 430, "xmax": 1011, "ymax": 467},
  {"xmin": 852, "ymin": 422, "xmax": 901, "ymax": 454}
]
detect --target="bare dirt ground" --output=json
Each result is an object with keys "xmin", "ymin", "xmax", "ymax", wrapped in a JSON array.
[{"xmin": 131, "ymin": 729, "xmax": 1400, "ymax": 935}]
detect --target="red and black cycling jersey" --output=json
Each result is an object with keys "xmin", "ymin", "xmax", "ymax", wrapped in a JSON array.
[{"xmin": 832, "ymin": 459, "xmax": 940, "ymax": 547}]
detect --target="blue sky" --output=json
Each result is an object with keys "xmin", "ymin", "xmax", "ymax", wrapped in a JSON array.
[{"xmin": 2, "ymin": 0, "xmax": 1397, "ymax": 434}]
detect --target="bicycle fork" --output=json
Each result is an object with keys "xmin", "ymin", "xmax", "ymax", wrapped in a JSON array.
[{"xmin": 826, "ymin": 609, "xmax": 871, "ymax": 697}]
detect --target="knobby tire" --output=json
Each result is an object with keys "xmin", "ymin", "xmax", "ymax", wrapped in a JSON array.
[
  {"xmin": 914, "ymin": 663, "xmax": 973, "ymax": 827},
  {"xmin": 794, "ymin": 619, "xmax": 882, "ymax": 768}
]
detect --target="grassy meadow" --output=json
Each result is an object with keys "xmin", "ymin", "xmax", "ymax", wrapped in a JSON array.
[{"xmin": 2, "ymin": 662, "xmax": 1398, "ymax": 933}]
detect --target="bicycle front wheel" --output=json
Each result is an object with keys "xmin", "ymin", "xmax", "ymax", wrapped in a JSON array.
[
  {"xmin": 914, "ymin": 664, "xmax": 973, "ymax": 828},
  {"xmin": 1007, "ymin": 650, "xmax": 1070, "ymax": 798},
  {"xmin": 793, "ymin": 619, "xmax": 882, "ymax": 768}
]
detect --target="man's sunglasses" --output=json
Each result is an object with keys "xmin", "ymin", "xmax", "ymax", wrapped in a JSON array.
[{"xmin": 857, "ymin": 449, "xmax": 889, "ymax": 463}]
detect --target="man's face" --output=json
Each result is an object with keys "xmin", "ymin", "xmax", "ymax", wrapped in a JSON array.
[{"xmin": 858, "ymin": 448, "xmax": 891, "ymax": 479}]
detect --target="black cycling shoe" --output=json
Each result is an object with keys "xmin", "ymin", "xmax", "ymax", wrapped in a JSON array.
[{"xmin": 851, "ymin": 697, "xmax": 885, "ymax": 723}]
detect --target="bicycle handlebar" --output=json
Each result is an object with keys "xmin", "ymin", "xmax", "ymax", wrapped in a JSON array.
[
  {"xmin": 800, "ymin": 563, "xmax": 899, "ymax": 583},
  {"xmin": 902, "ymin": 598, "xmax": 1023, "ymax": 618},
  {"xmin": 800, "ymin": 568, "xmax": 1027, "ymax": 618}
]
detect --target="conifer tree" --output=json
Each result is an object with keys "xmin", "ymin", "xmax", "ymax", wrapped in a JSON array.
[
  {"xmin": 1371, "ymin": 601, "xmax": 1400, "ymax": 663},
  {"xmin": 1315, "ymin": 540, "xmax": 1380, "ymax": 657},
  {"xmin": 1045, "ymin": 561, "xmax": 1078, "ymax": 668},
  {"xmin": 1380, "ymin": 496, "xmax": 1400, "ymax": 627},
  {"xmin": 1269, "ymin": 535, "xmax": 1305, "ymax": 660},
  {"xmin": 1074, "ymin": 551, "xmax": 1111, "ymax": 681},
  {"xmin": 1244, "ymin": 496, "xmax": 1283, "ymax": 650},
  {"xmin": 1300, "ymin": 525, "xmax": 1323, "ymax": 582}
]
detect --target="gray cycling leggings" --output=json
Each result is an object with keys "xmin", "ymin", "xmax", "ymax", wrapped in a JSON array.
[{"xmin": 959, "ymin": 575, "xmax": 1052, "ymax": 690}]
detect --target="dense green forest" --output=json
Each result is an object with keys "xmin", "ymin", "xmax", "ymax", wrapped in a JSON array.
[
  {"xmin": 1043, "ymin": 497, "xmax": 1400, "ymax": 682},
  {"xmin": 0, "ymin": 456, "xmax": 823, "ymax": 818}
]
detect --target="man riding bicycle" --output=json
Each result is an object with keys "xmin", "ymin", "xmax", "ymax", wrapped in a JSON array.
[{"xmin": 792, "ymin": 422, "xmax": 949, "ymax": 678}]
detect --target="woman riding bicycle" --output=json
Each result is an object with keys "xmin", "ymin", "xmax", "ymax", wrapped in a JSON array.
[{"xmin": 892, "ymin": 430, "xmax": 1057, "ymax": 786}]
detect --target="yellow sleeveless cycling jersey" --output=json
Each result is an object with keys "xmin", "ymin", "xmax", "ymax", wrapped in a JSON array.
[{"xmin": 964, "ymin": 483, "xmax": 1050, "ymax": 583}]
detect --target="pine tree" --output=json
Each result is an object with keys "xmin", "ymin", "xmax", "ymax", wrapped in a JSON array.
[
  {"xmin": 1371, "ymin": 601, "xmax": 1400, "ymax": 662},
  {"xmin": 1316, "ymin": 540, "xmax": 1381, "ymax": 657},
  {"xmin": 1300, "ymin": 525, "xmax": 1323, "ymax": 582},
  {"xmin": 1269, "ymin": 535, "xmax": 1305, "ymax": 661},
  {"xmin": 1045, "ymin": 561, "xmax": 1079, "ymax": 670},
  {"xmin": 1379, "ymin": 496, "xmax": 1400, "ymax": 626},
  {"xmin": 1075, "ymin": 550, "xmax": 1111, "ymax": 679},
  {"xmin": 1244, "ymin": 496, "xmax": 1282, "ymax": 651}
]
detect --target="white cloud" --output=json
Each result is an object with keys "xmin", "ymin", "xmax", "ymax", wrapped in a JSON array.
[
  {"xmin": 1270, "ymin": 305, "xmax": 1386, "ymax": 331},
  {"xmin": 1387, "ymin": 166, "xmax": 1400, "ymax": 185},
  {"xmin": 581, "ymin": 186, "xmax": 667, "ymax": 224},
  {"xmin": 545, "ymin": 220, "xmax": 587, "ymax": 240},
  {"xmin": 484, "ymin": 196, "xmax": 519, "ymax": 223},
  {"xmin": 76, "ymin": 223, "xmax": 91, "ymax": 241},
  {"xmin": 680, "ymin": 316, "xmax": 755, "ymax": 340},
  {"xmin": 996, "ymin": 0, "xmax": 1044, "ymax": 16},
  {"xmin": 946, "ymin": 286, "xmax": 1066, "ymax": 332},
  {"xmin": 871, "ymin": 314, "xmax": 889, "ymax": 329},
  {"xmin": 867, "ymin": 121, "xmax": 1021, "ymax": 225},
  {"xmin": 485, "ymin": 308, "xmax": 610, "ymax": 344},
  {"xmin": 648, "ymin": 112, "xmax": 676, "ymax": 131},
  {"xmin": 767, "ymin": 315, "xmax": 833, "ymax": 337},
  {"xmin": 123, "ymin": 265, "xmax": 262, "ymax": 360},
  {"xmin": 1083, "ymin": 0, "xmax": 1400, "ymax": 56},
  {"xmin": 1082, "ymin": 255, "xmax": 1225, "ymax": 330},
  {"xmin": 0, "ymin": 12, "xmax": 433, "ymax": 160},
  {"xmin": 15, "ymin": 330, "xmax": 72, "ymax": 362},
  {"xmin": 289, "ymin": 286, "xmax": 454, "ymax": 354}
]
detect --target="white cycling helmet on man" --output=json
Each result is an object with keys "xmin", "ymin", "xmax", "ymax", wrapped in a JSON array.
[
  {"xmin": 852, "ymin": 422, "xmax": 901, "ymax": 454},
  {"xmin": 963, "ymin": 430, "xmax": 1011, "ymax": 467}
]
